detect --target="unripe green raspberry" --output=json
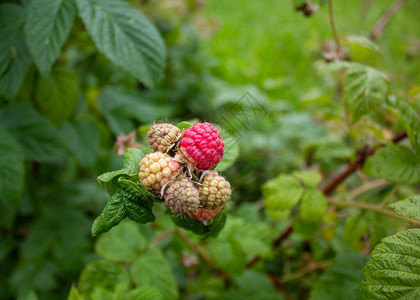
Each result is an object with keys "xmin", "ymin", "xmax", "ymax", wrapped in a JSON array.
[
  {"xmin": 164, "ymin": 179, "xmax": 200, "ymax": 214},
  {"xmin": 198, "ymin": 171, "xmax": 231, "ymax": 209},
  {"xmin": 138, "ymin": 152, "xmax": 180, "ymax": 193},
  {"xmin": 148, "ymin": 123, "xmax": 181, "ymax": 153}
]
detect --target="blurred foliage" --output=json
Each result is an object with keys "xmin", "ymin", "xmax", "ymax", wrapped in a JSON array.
[{"xmin": 1, "ymin": 0, "xmax": 420, "ymax": 299}]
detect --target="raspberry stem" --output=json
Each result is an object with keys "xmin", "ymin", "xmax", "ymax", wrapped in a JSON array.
[{"xmin": 174, "ymin": 227, "xmax": 231, "ymax": 283}]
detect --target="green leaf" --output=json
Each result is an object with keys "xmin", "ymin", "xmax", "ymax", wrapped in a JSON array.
[
  {"xmin": 309, "ymin": 253, "xmax": 369, "ymax": 300},
  {"xmin": 97, "ymin": 169, "xmax": 135, "ymax": 196},
  {"xmin": 293, "ymin": 170, "xmax": 322, "ymax": 188},
  {"xmin": 262, "ymin": 175, "xmax": 304, "ymax": 220},
  {"xmin": 76, "ymin": 0, "xmax": 166, "ymax": 88},
  {"xmin": 123, "ymin": 148, "xmax": 145, "ymax": 171},
  {"xmin": 220, "ymin": 217, "xmax": 272, "ymax": 259},
  {"xmin": 385, "ymin": 96, "xmax": 420, "ymax": 152},
  {"xmin": 344, "ymin": 63, "xmax": 388, "ymax": 120},
  {"xmin": 25, "ymin": 0, "xmax": 76, "ymax": 77},
  {"xmin": 119, "ymin": 178, "xmax": 157, "ymax": 223},
  {"xmin": 300, "ymin": 189, "xmax": 327, "ymax": 224},
  {"xmin": 0, "ymin": 235, "xmax": 15, "ymax": 263},
  {"xmin": 18, "ymin": 290, "xmax": 38, "ymax": 300},
  {"xmin": 0, "ymin": 103, "xmax": 67, "ymax": 162},
  {"xmin": 95, "ymin": 220, "xmax": 147, "ymax": 263},
  {"xmin": 91, "ymin": 287, "xmax": 113, "ymax": 300},
  {"xmin": 92, "ymin": 189, "xmax": 127, "ymax": 236},
  {"xmin": 176, "ymin": 121, "xmax": 193, "ymax": 131},
  {"xmin": 294, "ymin": 218, "xmax": 320, "ymax": 238},
  {"xmin": 389, "ymin": 196, "xmax": 420, "ymax": 221},
  {"xmin": 98, "ymin": 86, "xmax": 161, "ymax": 134},
  {"xmin": 21, "ymin": 223, "xmax": 55, "ymax": 261},
  {"xmin": 360, "ymin": 229, "xmax": 420, "ymax": 299},
  {"xmin": 209, "ymin": 238, "xmax": 247, "ymax": 276},
  {"xmin": 19, "ymin": 202, "xmax": 91, "ymax": 274},
  {"xmin": 93, "ymin": 178, "xmax": 156, "ymax": 236},
  {"xmin": 314, "ymin": 140, "xmax": 355, "ymax": 161},
  {"xmin": 125, "ymin": 286, "xmax": 164, "ymax": 300},
  {"xmin": 363, "ymin": 144, "xmax": 420, "ymax": 184},
  {"xmin": 78, "ymin": 260, "xmax": 130, "ymax": 296},
  {"xmin": 112, "ymin": 281, "xmax": 131, "ymax": 300},
  {"xmin": 130, "ymin": 248, "xmax": 179, "ymax": 300},
  {"xmin": 35, "ymin": 67, "xmax": 79, "ymax": 125},
  {"xmin": 367, "ymin": 214, "xmax": 401, "ymax": 251},
  {"xmin": 68, "ymin": 286, "xmax": 83, "ymax": 300},
  {"xmin": 345, "ymin": 36, "xmax": 381, "ymax": 66},
  {"xmin": 171, "ymin": 208, "xmax": 227, "ymax": 238},
  {"xmin": 97, "ymin": 149, "xmax": 145, "ymax": 195},
  {"xmin": 233, "ymin": 270, "xmax": 284, "ymax": 300},
  {"xmin": 293, "ymin": 0, "xmax": 307, "ymax": 8},
  {"xmin": 119, "ymin": 177, "xmax": 158, "ymax": 203},
  {"xmin": 60, "ymin": 119, "xmax": 99, "ymax": 168},
  {"xmin": 10, "ymin": 262, "xmax": 58, "ymax": 297},
  {"xmin": 0, "ymin": 4, "xmax": 32, "ymax": 100},
  {"xmin": 0, "ymin": 128, "xmax": 24, "ymax": 227},
  {"xmin": 124, "ymin": 200, "xmax": 156, "ymax": 224},
  {"xmin": 343, "ymin": 214, "xmax": 369, "ymax": 251}
]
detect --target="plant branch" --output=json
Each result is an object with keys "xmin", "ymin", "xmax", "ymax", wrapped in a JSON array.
[
  {"xmin": 369, "ymin": 0, "xmax": 407, "ymax": 40},
  {"xmin": 380, "ymin": 184, "xmax": 399, "ymax": 211},
  {"xmin": 328, "ymin": 199, "xmax": 420, "ymax": 225},
  {"xmin": 267, "ymin": 259, "xmax": 332, "ymax": 294},
  {"xmin": 175, "ymin": 227, "xmax": 214, "ymax": 268},
  {"xmin": 323, "ymin": 158, "xmax": 360, "ymax": 196},
  {"xmin": 349, "ymin": 178, "xmax": 390, "ymax": 198},
  {"xmin": 267, "ymin": 274, "xmax": 296, "ymax": 300},
  {"xmin": 150, "ymin": 230, "xmax": 174, "ymax": 247},
  {"xmin": 281, "ymin": 259, "xmax": 333, "ymax": 283},
  {"xmin": 247, "ymin": 225, "xmax": 293, "ymax": 268},
  {"xmin": 391, "ymin": 131, "xmax": 408, "ymax": 143},
  {"xmin": 174, "ymin": 227, "xmax": 231, "ymax": 281},
  {"xmin": 327, "ymin": 0, "xmax": 348, "ymax": 124},
  {"xmin": 328, "ymin": 0, "xmax": 342, "ymax": 60},
  {"xmin": 322, "ymin": 131, "xmax": 407, "ymax": 196}
]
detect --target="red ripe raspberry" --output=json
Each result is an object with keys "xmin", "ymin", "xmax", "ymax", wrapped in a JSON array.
[
  {"xmin": 190, "ymin": 206, "xmax": 223, "ymax": 221},
  {"xmin": 178, "ymin": 122, "xmax": 224, "ymax": 170}
]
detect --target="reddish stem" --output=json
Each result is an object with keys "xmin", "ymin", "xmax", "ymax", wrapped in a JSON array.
[{"xmin": 323, "ymin": 131, "xmax": 407, "ymax": 196}]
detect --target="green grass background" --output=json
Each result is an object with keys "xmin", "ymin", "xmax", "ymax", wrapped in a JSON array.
[{"xmin": 201, "ymin": 0, "xmax": 420, "ymax": 101}]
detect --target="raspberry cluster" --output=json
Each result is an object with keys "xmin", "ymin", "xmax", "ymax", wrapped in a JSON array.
[{"xmin": 138, "ymin": 122, "xmax": 232, "ymax": 221}]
